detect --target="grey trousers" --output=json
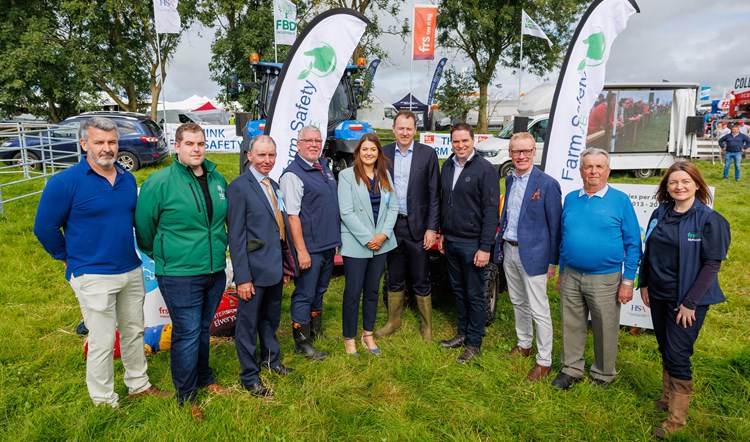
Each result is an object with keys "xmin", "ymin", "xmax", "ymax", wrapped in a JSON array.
[{"xmin": 559, "ymin": 268, "xmax": 621, "ymax": 382}]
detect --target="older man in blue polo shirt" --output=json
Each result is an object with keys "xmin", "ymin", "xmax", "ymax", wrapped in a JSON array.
[{"xmin": 34, "ymin": 117, "xmax": 169, "ymax": 407}]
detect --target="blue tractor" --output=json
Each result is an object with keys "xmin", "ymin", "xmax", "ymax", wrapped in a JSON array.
[{"xmin": 237, "ymin": 55, "xmax": 374, "ymax": 174}]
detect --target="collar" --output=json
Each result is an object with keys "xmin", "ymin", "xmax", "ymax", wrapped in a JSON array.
[
  {"xmin": 451, "ymin": 150, "xmax": 476, "ymax": 167},
  {"xmin": 512, "ymin": 167, "xmax": 533, "ymax": 180},
  {"xmin": 295, "ymin": 154, "xmax": 316, "ymax": 168},
  {"xmin": 82, "ymin": 156, "xmax": 124, "ymax": 175},
  {"xmin": 578, "ymin": 183, "xmax": 609, "ymax": 198},
  {"xmin": 172, "ymin": 157, "xmax": 217, "ymax": 175},
  {"xmin": 395, "ymin": 141, "xmax": 414, "ymax": 156},
  {"xmin": 249, "ymin": 165, "xmax": 268, "ymax": 183}
]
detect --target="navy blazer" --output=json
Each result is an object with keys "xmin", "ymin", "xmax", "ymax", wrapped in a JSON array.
[
  {"xmin": 227, "ymin": 169, "xmax": 296, "ymax": 287},
  {"xmin": 383, "ymin": 141, "xmax": 441, "ymax": 239},
  {"xmin": 495, "ymin": 166, "xmax": 562, "ymax": 276}
]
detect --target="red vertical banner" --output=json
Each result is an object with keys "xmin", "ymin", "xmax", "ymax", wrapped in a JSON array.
[{"xmin": 413, "ymin": 5, "xmax": 438, "ymax": 61}]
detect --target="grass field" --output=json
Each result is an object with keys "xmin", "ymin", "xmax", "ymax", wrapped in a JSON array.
[{"xmin": 0, "ymin": 155, "xmax": 748, "ymax": 441}]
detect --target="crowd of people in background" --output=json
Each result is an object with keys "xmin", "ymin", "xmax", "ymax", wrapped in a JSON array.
[{"xmin": 33, "ymin": 112, "xmax": 731, "ymax": 438}]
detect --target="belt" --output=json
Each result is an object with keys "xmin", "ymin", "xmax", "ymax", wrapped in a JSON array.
[
  {"xmin": 397, "ymin": 214, "xmax": 408, "ymax": 220},
  {"xmin": 506, "ymin": 240, "xmax": 518, "ymax": 247}
]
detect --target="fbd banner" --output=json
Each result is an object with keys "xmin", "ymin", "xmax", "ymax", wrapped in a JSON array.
[
  {"xmin": 541, "ymin": 0, "xmax": 639, "ymax": 198},
  {"xmin": 274, "ymin": 0, "xmax": 298, "ymax": 46},
  {"xmin": 264, "ymin": 9, "xmax": 370, "ymax": 180},
  {"xmin": 427, "ymin": 57, "xmax": 448, "ymax": 107},
  {"xmin": 413, "ymin": 5, "xmax": 438, "ymax": 61}
]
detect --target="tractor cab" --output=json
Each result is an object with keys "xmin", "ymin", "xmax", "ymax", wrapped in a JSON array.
[{"xmin": 238, "ymin": 55, "xmax": 374, "ymax": 175}]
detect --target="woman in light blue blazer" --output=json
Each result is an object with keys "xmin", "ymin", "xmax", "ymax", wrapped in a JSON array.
[{"xmin": 338, "ymin": 134, "xmax": 399, "ymax": 355}]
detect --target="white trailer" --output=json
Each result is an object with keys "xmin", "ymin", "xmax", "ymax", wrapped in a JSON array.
[{"xmin": 475, "ymin": 82, "xmax": 699, "ymax": 177}]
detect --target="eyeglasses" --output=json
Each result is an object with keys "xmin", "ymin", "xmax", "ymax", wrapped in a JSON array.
[
  {"xmin": 300, "ymin": 138, "xmax": 323, "ymax": 144},
  {"xmin": 509, "ymin": 149, "xmax": 534, "ymax": 158}
]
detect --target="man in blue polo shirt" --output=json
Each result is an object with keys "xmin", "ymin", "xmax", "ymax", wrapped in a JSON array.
[
  {"xmin": 551, "ymin": 147, "xmax": 642, "ymax": 390},
  {"xmin": 279, "ymin": 125, "xmax": 341, "ymax": 361},
  {"xmin": 34, "ymin": 117, "xmax": 169, "ymax": 407}
]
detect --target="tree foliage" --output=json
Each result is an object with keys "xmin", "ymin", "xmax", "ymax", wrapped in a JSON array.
[
  {"xmin": 437, "ymin": 0, "xmax": 588, "ymax": 132},
  {"xmin": 435, "ymin": 69, "xmax": 477, "ymax": 122},
  {"xmin": 0, "ymin": 0, "xmax": 195, "ymax": 122}
]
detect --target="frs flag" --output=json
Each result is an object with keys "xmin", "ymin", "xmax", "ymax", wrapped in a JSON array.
[
  {"xmin": 541, "ymin": 0, "xmax": 639, "ymax": 198},
  {"xmin": 413, "ymin": 5, "xmax": 438, "ymax": 61},
  {"xmin": 153, "ymin": 0, "xmax": 181, "ymax": 34}
]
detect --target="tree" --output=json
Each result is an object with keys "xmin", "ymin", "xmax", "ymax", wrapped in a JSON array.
[
  {"xmin": 0, "ymin": 0, "xmax": 195, "ymax": 121},
  {"xmin": 434, "ymin": 69, "xmax": 477, "ymax": 123},
  {"xmin": 437, "ymin": 0, "xmax": 588, "ymax": 132}
]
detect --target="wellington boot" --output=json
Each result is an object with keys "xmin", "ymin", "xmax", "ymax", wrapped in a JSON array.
[
  {"xmin": 375, "ymin": 291, "xmax": 404, "ymax": 337},
  {"xmin": 310, "ymin": 312, "xmax": 324, "ymax": 341},
  {"xmin": 654, "ymin": 369, "xmax": 670, "ymax": 411},
  {"xmin": 416, "ymin": 294, "xmax": 433, "ymax": 341},
  {"xmin": 292, "ymin": 323, "xmax": 328, "ymax": 361},
  {"xmin": 654, "ymin": 378, "xmax": 693, "ymax": 439}
]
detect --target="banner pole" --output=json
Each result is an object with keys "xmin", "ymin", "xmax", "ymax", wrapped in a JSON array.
[
  {"xmin": 409, "ymin": 6, "xmax": 414, "ymax": 111},
  {"xmin": 518, "ymin": 19, "xmax": 524, "ymax": 108},
  {"xmin": 157, "ymin": 32, "xmax": 167, "ymax": 131}
]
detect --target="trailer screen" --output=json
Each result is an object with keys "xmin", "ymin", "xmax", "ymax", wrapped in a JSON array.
[{"xmin": 586, "ymin": 89, "xmax": 673, "ymax": 153}]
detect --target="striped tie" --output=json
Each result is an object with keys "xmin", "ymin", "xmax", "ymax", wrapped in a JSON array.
[{"xmin": 261, "ymin": 178, "xmax": 285, "ymax": 242}]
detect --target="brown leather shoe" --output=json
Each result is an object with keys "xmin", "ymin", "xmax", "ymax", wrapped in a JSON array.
[
  {"xmin": 190, "ymin": 404, "xmax": 203, "ymax": 422},
  {"xmin": 204, "ymin": 383, "xmax": 231, "ymax": 395},
  {"xmin": 509, "ymin": 346, "xmax": 534, "ymax": 357},
  {"xmin": 127, "ymin": 385, "xmax": 173, "ymax": 400},
  {"xmin": 526, "ymin": 363, "xmax": 552, "ymax": 381}
]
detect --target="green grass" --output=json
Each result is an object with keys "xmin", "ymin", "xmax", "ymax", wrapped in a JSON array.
[{"xmin": 0, "ymin": 156, "xmax": 748, "ymax": 440}]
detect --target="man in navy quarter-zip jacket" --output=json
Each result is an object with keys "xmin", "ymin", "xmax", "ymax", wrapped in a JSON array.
[{"xmin": 438, "ymin": 122, "xmax": 500, "ymax": 364}]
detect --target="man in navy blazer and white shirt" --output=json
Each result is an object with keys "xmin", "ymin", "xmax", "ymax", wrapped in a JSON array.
[
  {"xmin": 377, "ymin": 110, "xmax": 441, "ymax": 340},
  {"xmin": 227, "ymin": 135, "xmax": 297, "ymax": 398},
  {"xmin": 495, "ymin": 132, "xmax": 562, "ymax": 381}
]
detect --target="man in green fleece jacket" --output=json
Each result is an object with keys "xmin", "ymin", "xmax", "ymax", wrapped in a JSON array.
[{"xmin": 135, "ymin": 123, "xmax": 229, "ymax": 421}]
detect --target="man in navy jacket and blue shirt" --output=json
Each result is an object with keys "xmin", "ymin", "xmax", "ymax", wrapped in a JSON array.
[
  {"xmin": 495, "ymin": 132, "xmax": 562, "ymax": 381},
  {"xmin": 438, "ymin": 123, "xmax": 500, "ymax": 363},
  {"xmin": 279, "ymin": 126, "xmax": 341, "ymax": 361},
  {"xmin": 227, "ymin": 135, "xmax": 298, "ymax": 398},
  {"xmin": 34, "ymin": 117, "xmax": 170, "ymax": 407},
  {"xmin": 378, "ymin": 110, "xmax": 441, "ymax": 340}
]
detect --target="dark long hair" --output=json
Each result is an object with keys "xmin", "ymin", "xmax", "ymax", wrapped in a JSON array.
[
  {"xmin": 352, "ymin": 133, "xmax": 392, "ymax": 193},
  {"xmin": 655, "ymin": 161, "xmax": 712, "ymax": 205}
]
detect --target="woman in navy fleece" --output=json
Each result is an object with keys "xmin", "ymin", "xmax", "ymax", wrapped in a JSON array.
[{"xmin": 639, "ymin": 161, "xmax": 731, "ymax": 439}]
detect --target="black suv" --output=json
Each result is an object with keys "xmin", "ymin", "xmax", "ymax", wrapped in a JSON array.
[{"xmin": 1, "ymin": 111, "xmax": 169, "ymax": 171}]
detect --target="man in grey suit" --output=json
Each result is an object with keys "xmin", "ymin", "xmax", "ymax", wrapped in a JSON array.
[
  {"xmin": 227, "ymin": 135, "xmax": 297, "ymax": 398},
  {"xmin": 495, "ymin": 132, "xmax": 562, "ymax": 381},
  {"xmin": 377, "ymin": 110, "xmax": 441, "ymax": 340}
]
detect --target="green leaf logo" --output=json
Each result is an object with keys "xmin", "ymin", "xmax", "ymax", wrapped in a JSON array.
[
  {"xmin": 298, "ymin": 44, "xmax": 337, "ymax": 80},
  {"xmin": 577, "ymin": 31, "xmax": 606, "ymax": 71}
]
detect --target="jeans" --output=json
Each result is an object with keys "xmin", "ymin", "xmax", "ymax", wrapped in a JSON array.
[
  {"xmin": 444, "ymin": 240, "xmax": 486, "ymax": 348},
  {"xmin": 342, "ymin": 254, "xmax": 387, "ymax": 338},
  {"xmin": 290, "ymin": 248, "xmax": 335, "ymax": 324},
  {"xmin": 724, "ymin": 151, "xmax": 742, "ymax": 180},
  {"xmin": 157, "ymin": 271, "xmax": 226, "ymax": 404}
]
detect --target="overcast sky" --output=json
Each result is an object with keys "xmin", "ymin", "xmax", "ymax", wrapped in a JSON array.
[{"xmin": 164, "ymin": 0, "xmax": 750, "ymax": 106}]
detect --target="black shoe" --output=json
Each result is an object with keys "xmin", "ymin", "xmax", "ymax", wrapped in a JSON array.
[
  {"xmin": 456, "ymin": 346, "xmax": 481, "ymax": 364},
  {"xmin": 243, "ymin": 381, "xmax": 273, "ymax": 398},
  {"xmin": 293, "ymin": 323, "xmax": 328, "ymax": 361},
  {"xmin": 551, "ymin": 372, "xmax": 583, "ymax": 390},
  {"xmin": 439, "ymin": 334, "xmax": 466, "ymax": 349},
  {"xmin": 590, "ymin": 377, "xmax": 611, "ymax": 388},
  {"xmin": 263, "ymin": 364, "xmax": 294, "ymax": 376}
]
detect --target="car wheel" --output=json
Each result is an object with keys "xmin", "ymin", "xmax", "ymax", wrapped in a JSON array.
[
  {"xmin": 633, "ymin": 169, "xmax": 656, "ymax": 178},
  {"xmin": 483, "ymin": 262, "xmax": 500, "ymax": 326},
  {"xmin": 11, "ymin": 151, "xmax": 41, "ymax": 170},
  {"xmin": 117, "ymin": 151, "xmax": 140, "ymax": 171},
  {"xmin": 499, "ymin": 162, "xmax": 514, "ymax": 178}
]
